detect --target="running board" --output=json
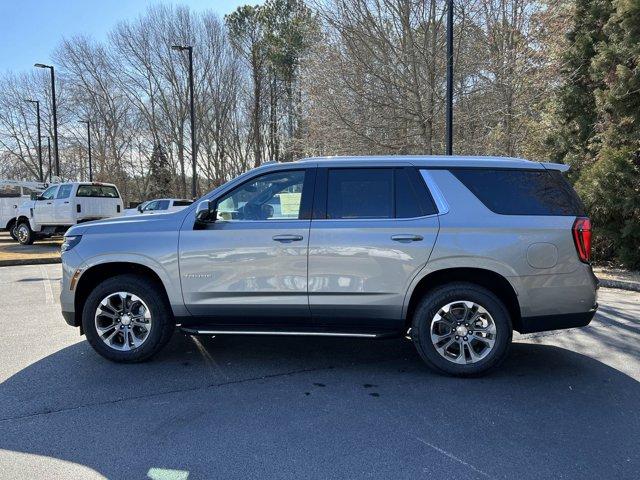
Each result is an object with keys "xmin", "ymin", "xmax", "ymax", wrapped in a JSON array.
[{"xmin": 180, "ymin": 327, "xmax": 389, "ymax": 338}]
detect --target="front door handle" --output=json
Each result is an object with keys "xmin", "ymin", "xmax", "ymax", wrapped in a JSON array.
[
  {"xmin": 273, "ymin": 234, "xmax": 304, "ymax": 243},
  {"xmin": 391, "ymin": 234, "xmax": 423, "ymax": 242}
]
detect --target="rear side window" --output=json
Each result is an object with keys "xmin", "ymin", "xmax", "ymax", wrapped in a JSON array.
[
  {"xmin": 327, "ymin": 169, "xmax": 393, "ymax": 219},
  {"xmin": 325, "ymin": 168, "xmax": 436, "ymax": 219},
  {"xmin": 173, "ymin": 200, "xmax": 193, "ymax": 207},
  {"xmin": 56, "ymin": 184, "xmax": 72, "ymax": 199},
  {"xmin": 157, "ymin": 200, "xmax": 170, "ymax": 210},
  {"xmin": 452, "ymin": 169, "xmax": 585, "ymax": 216},
  {"xmin": 76, "ymin": 185, "xmax": 120, "ymax": 198}
]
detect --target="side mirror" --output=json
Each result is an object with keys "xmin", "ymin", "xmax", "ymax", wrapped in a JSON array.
[
  {"xmin": 195, "ymin": 199, "xmax": 217, "ymax": 226},
  {"xmin": 30, "ymin": 193, "xmax": 39, "ymax": 201},
  {"xmin": 137, "ymin": 204, "xmax": 143, "ymax": 212}
]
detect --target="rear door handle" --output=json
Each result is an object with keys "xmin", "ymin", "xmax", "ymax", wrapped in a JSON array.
[
  {"xmin": 273, "ymin": 234, "xmax": 304, "ymax": 243},
  {"xmin": 391, "ymin": 234, "xmax": 423, "ymax": 242}
]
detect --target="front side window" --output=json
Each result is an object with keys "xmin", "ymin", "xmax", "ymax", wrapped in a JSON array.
[
  {"xmin": 40, "ymin": 185, "xmax": 58, "ymax": 200},
  {"xmin": 143, "ymin": 201, "xmax": 159, "ymax": 211},
  {"xmin": 216, "ymin": 170, "xmax": 305, "ymax": 221},
  {"xmin": 56, "ymin": 184, "xmax": 72, "ymax": 199}
]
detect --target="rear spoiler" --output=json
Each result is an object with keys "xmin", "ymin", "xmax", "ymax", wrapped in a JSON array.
[{"xmin": 540, "ymin": 162, "xmax": 570, "ymax": 172}]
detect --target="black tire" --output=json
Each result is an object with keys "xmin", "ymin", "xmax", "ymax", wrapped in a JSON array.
[
  {"xmin": 8, "ymin": 221, "xmax": 18, "ymax": 241},
  {"xmin": 16, "ymin": 221, "xmax": 34, "ymax": 245},
  {"xmin": 82, "ymin": 274, "xmax": 175, "ymax": 362},
  {"xmin": 411, "ymin": 282, "xmax": 512, "ymax": 377}
]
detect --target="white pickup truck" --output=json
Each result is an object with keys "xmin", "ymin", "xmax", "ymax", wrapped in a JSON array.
[
  {"xmin": 1, "ymin": 180, "xmax": 47, "ymax": 240},
  {"xmin": 14, "ymin": 182, "xmax": 124, "ymax": 245}
]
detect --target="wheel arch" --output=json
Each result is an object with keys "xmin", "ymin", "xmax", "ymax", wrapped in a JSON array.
[
  {"xmin": 404, "ymin": 267, "xmax": 522, "ymax": 332},
  {"xmin": 4, "ymin": 217, "xmax": 16, "ymax": 231},
  {"xmin": 73, "ymin": 262, "xmax": 172, "ymax": 329}
]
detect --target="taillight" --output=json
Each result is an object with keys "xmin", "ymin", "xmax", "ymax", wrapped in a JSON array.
[{"xmin": 572, "ymin": 217, "xmax": 592, "ymax": 263}]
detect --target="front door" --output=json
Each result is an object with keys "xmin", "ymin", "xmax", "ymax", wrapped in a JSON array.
[
  {"xmin": 179, "ymin": 168, "xmax": 316, "ymax": 325},
  {"xmin": 33, "ymin": 185, "xmax": 58, "ymax": 225},
  {"xmin": 308, "ymin": 167, "xmax": 440, "ymax": 331}
]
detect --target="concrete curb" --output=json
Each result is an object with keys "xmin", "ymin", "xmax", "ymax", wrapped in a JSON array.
[
  {"xmin": 597, "ymin": 278, "xmax": 640, "ymax": 292},
  {"xmin": 0, "ymin": 257, "xmax": 61, "ymax": 268}
]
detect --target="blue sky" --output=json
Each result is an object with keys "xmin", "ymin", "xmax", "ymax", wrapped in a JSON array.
[{"xmin": 0, "ymin": 0, "xmax": 251, "ymax": 74}]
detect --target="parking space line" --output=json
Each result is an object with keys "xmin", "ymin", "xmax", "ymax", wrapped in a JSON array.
[
  {"xmin": 39, "ymin": 264, "xmax": 55, "ymax": 305},
  {"xmin": 414, "ymin": 435, "xmax": 493, "ymax": 479}
]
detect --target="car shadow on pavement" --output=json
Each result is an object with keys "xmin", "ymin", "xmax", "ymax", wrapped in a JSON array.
[{"xmin": 1, "ymin": 333, "xmax": 639, "ymax": 479}]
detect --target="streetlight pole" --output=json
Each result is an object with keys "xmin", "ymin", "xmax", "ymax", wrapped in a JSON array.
[
  {"xmin": 34, "ymin": 63, "xmax": 60, "ymax": 176},
  {"xmin": 79, "ymin": 120, "xmax": 92, "ymax": 181},
  {"xmin": 171, "ymin": 44, "xmax": 197, "ymax": 198},
  {"xmin": 445, "ymin": 0, "xmax": 454, "ymax": 156},
  {"xmin": 25, "ymin": 99, "xmax": 43, "ymax": 181},
  {"xmin": 46, "ymin": 136, "xmax": 52, "ymax": 182}
]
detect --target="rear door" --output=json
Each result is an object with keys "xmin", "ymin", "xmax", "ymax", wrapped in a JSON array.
[
  {"xmin": 54, "ymin": 184, "xmax": 74, "ymax": 225},
  {"xmin": 308, "ymin": 166, "xmax": 440, "ymax": 331}
]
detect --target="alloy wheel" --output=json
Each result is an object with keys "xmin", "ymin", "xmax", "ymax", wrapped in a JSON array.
[
  {"xmin": 94, "ymin": 292, "xmax": 152, "ymax": 351},
  {"xmin": 430, "ymin": 300, "xmax": 497, "ymax": 364}
]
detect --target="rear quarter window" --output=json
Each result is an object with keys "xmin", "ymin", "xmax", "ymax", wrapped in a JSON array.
[{"xmin": 451, "ymin": 168, "xmax": 585, "ymax": 216}]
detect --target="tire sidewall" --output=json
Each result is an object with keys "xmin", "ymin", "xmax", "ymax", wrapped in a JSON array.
[
  {"xmin": 82, "ymin": 275, "xmax": 172, "ymax": 362},
  {"xmin": 412, "ymin": 283, "xmax": 512, "ymax": 376},
  {"xmin": 8, "ymin": 221, "xmax": 17, "ymax": 241}
]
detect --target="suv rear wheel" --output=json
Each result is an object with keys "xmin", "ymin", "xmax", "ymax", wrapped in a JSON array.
[
  {"xmin": 411, "ymin": 282, "xmax": 512, "ymax": 377},
  {"xmin": 82, "ymin": 274, "xmax": 175, "ymax": 362}
]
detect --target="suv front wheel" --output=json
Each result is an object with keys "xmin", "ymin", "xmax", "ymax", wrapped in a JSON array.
[
  {"xmin": 411, "ymin": 282, "xmax": 512, "ymax": 377},
  {"xmin": 82, "ymin": 274, "xmax": 175, "ymax": 362}
]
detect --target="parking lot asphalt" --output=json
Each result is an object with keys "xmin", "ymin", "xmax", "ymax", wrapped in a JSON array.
[{"xmin": 0, "ymin": 264, "xmax": 639, "ymax": 480}]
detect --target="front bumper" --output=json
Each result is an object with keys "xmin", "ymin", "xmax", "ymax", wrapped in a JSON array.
[
  {"xmin": 62, "ymin": 310, "xmax": 77, "ymax": 327},
  {"xmin": 518, "ymin": 303, "xmax": 598, "ymax": 334}
]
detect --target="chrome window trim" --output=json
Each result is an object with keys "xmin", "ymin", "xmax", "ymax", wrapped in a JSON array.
[{"xmin": 419, "ymin": 170, "xmax": 450, "ymax": 215}]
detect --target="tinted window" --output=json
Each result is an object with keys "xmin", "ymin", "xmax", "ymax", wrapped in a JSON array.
[
  {"xmin": 395, "ymin": 168, "xmax": 434, "ymax": 218},
  {"xmin": 56, "ymin": 184, "xmax": 72, "ymax": 199},
  {"xmin": 173, "ymin": 200, "xmax": 193, "ymax": 207},
  {"xmin": 217, "ymin": 170, "xmax": 305, "ymax": 221},
  {"xmin": 327, "ymin": 169, "xmax": 393, "ymax": 219},
  {"xmin": 76, "ymin": 185, "xmax": 120, "ymax": 198},
  {"xmin": 452, "ymin": 169, "xmax": 585, "ymax": 216}
]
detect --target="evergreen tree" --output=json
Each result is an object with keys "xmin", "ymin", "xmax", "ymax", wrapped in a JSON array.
[
  {"xmin": 577, "ymin": 0, "xmax": 640, "ymax": 267},
  {"xmin": 148, "ymin": 143, "xmax": 172, "ymax": 199},
  {"xmin": 548, "ymin": 0, "xmax": 613, "ymax": 176}
]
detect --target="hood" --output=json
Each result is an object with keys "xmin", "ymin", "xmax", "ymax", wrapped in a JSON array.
[{"xmin": 67, "ymin": 209, "xmax": 188, "ymax": 236}]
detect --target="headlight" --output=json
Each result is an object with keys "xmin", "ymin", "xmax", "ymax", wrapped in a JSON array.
[{"xmin": 61, "ymin": 235, "xmax": 82, "ymax": 252}]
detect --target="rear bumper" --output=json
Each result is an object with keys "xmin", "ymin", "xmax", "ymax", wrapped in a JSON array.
[{"xmin": 518, "ymin": 303, "xmax": 598, "ymax": 334}]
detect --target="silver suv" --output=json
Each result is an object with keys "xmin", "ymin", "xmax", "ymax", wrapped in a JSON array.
[{"xmin": 60, "ymin": 156, "xmax": 598, "ymax": 376}]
